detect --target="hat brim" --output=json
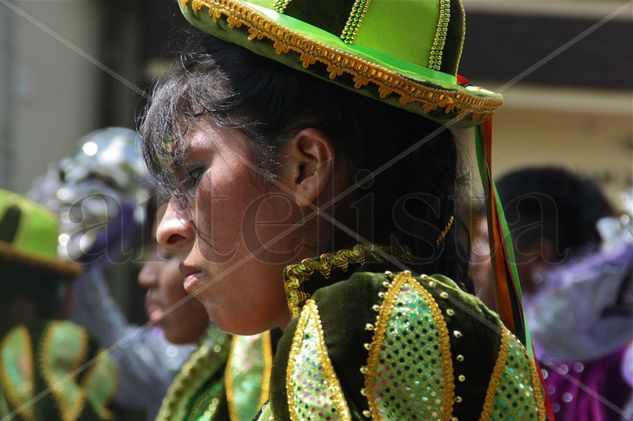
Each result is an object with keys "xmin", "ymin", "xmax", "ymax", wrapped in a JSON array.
[
  {"xmin": 0, "ymin": 242, "xmax": 82, "ymax": 279},
  {"xmin": 180, "ymin": 0, "xmax": 502, "ymax": 127}
]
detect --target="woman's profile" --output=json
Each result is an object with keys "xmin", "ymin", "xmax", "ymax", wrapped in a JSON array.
[{"xmin": 140, "ymin": 0, "xmax": 547, "ymax": 419}]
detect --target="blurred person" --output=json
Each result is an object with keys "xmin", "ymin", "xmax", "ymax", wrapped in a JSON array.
[
  {"xmin": 491, "ymin": 166, "xmax": 633, "ymax": 420},
  {"xmin": 0, "ymin": 189, "xmax": 117, "ymax": 420},
  {"xmin": 28, "ymin": 128, "xmax": 197, "ymax": 418}
]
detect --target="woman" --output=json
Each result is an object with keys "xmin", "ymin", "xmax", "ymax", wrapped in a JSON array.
[{"xmin": 141, "ymin": 0, "xmax": 547, "ymax": 419}]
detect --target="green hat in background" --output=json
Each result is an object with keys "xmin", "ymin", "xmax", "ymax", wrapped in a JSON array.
[
  {"xmin": 178, "ymin": 0, "xmax": 502, "ymax": 127},
  {"xmin": 0, "ymin": 189, "xmax": 81, "ymax": 277}
]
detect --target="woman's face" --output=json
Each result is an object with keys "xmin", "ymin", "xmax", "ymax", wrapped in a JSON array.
[
  {"xmin": 156, "ymin": 120, "xmax": 301, "ymax": 335},
  {"xmin": 138, "ymin": 217, "xmax": 209, "ymax": 344}
]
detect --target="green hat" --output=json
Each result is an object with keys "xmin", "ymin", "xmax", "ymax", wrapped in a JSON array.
[
  {"xmin": 0, "ymin": 189, "xmax": 81, "ymax": 277},
  {"xmin": 178, "ymin": 0, "xmax": 502, "ymax": 127}
]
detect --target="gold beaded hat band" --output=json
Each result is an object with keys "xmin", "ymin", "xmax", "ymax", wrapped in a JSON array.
[
  {"xmin": 0, "ymin": 189, "xmax": 81, "ymax": 277},
  {"xmin": 178, "ymin": 0, "xmax": 503, "ymax": 127}
]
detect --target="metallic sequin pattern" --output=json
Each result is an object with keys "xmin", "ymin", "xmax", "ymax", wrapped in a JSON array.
[
  {"xmin": 287, "ymin": 300, "xmax": 350, "ymax": 420},
  {"xmin": 488, "ymin": 334, "xmax": 543, "ymax": 420},
  {"xmin": 364, "ymin": 272, "xmax": 454, "ymax": 420}
]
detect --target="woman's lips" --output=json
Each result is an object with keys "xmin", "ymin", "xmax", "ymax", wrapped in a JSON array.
[
  {"xmin": 181, "ymin": 263, "xmax": 205, "ymax": 294},
  {"xmin": 145, "ymin": 300, "xmax": 165, "ymax": 324}
]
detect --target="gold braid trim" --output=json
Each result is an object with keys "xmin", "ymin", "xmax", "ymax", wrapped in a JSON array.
[
  {"xmin": 527, "ymin": 348, "xmax": 547, "ymax": 421},
  {"xmin": 428, "ymin": 0, "xmax": 451, "ymax": 70},
  {"xmin": 259, "ymin": 331, "xmax": 274, "ymax": 408},
  {"xmin": 364, "ymin": 272, "xmax": 455, "ymax": 420},
  {"xmin": 186, "ymin": 0, "xmax": 502, "ymax": 120},
  {"xmin": 436, "ymin": 215, "xmax": 454, "ymax": 246},
  {"xmin": 286, "ymin": 300, "xmax": 351, "ymax": 421},
  {"xmin": 283, "ymin": 244, "xmax": 380, "ymax": 318},
  {"xmin": 340, "ymin": 0, "xmax": 373, "ymax": 44},
  {"xmin": 478, "ymin": 326, "xmax": 511, "ymax": 421}
]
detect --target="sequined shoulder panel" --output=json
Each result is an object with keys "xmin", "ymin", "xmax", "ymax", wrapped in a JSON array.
[
  {"xmin": 0, "ymin": 326, "xmax": 35, "ymax": 420},
  {"xmin": 225, "ymin": 331, "xmax": 274, "ymax": 421},
  {"xmin": 39, "ymin": 321, "xmax": 89, "ymax": 421},
  {"xmin": 286, "ymin": 299, "xmax": 351, "ymax": 420},
  {"xmin": 479, "ymin": 327, "xmax": 546, "ymax": 421},
  {"xmin": 362, "ymin": 271, "xmax": 454, "ymax": 420},
  {"xmin": 81, "ymin": 350, "xmax": 117, "ymax": 420},
  {"xmin": 156, "ymin": 328, "xmax": 230, "ymax": 421}
]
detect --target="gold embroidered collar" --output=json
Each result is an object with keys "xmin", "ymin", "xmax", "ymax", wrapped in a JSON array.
[{"xmin": 283, "ymin": 244, "xmax": 399, "ymax": 318}]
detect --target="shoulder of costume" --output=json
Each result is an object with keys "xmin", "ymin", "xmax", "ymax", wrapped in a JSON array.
[
  {"xmin": 0, "ymin": 320, "xmax": 118, "ymax": 420},
  {"xmin": 270, "ymin": 270, "xmax": 547, "ymax": 420}
]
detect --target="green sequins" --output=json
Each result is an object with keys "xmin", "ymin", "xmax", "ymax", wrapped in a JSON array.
[
  {"xmin": 287, "ymin": 300, "xmax": 350, "ymax": 421},
  {"xmin": 364, "ymin": 272, "xmax": 454, "ymax": 420},
  {"xmin": 481, "ymin": 328, "xmax": 545, "ymax": 421}
]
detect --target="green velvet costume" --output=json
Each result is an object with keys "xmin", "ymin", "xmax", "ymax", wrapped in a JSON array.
[
  {"xmin": 156, "ymin": 328, "xmax": 275, "ymax": 421},
  {"xmin": 258, "ymin": 245, "xmax": 546, "ymax": 420},
  {"xmin": 167, "ymin": 1, "xmax": 548, "ymax": 419}
]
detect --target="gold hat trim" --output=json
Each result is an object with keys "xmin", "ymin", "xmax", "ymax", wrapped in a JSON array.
[{"xmin": 184, "ymin": 0, "xmax": 502, "ymax": 122}]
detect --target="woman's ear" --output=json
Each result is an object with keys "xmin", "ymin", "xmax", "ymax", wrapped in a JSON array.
[{"xmin": 279, "ymin": 128, "xmax": 335, "ymax": 209}]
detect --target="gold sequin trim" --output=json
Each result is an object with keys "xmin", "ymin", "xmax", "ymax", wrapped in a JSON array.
[
  {"xmin": 341, "ymin": 0, "xmax": 372, "ymax": 44},
  {"xmin": 283, "ymin": 244, "xmax": 380, "ymax": 318},
  {"xmin": 272, "ymin": 0, "xmax": 293, "ymax": 13},
  {"xmin": 286, "ymin": 299, "xmax": 351, "ymax": 421},
  {"xmin": 478, "ymin": 326, "xmax": 510, "ymax": 421},
  {"xmin": 364, "ymin": 272, "xmax": 455, "ymax": 420},
  {"xmin": 186, "ymin": 0, "xmax": 502, "ymax": 121},
  {"xmin": 428, "ymin": 0, "xmax": 451, "ymax": 70}
]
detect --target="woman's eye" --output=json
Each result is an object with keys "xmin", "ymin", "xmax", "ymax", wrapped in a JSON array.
[{"xmin": 186, "ymin": 167, "xmax": 204, "ymax": 189}]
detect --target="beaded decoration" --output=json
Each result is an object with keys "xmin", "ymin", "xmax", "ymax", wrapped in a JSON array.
[
  {"xmin": 428, "ymin": 0, "xmax": 451, "ymax": 71},
  {"xmin": 363, "ymin": 271, "xmax": 454, "ymax": 420},
  {"xmin": 340, "ymin": 0, "xmax": 373, "ymax": 44},
  {"xmin": 286, "ymin": 300, "xmax": 351, "ymax": 421}
]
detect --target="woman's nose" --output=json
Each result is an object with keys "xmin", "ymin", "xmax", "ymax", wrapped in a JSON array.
[
  {"xmin": 156, "ymin": 198, "xmax": 194, "ymax": 254},
  {"xmin": 138, "ymin": 260, "xmax": 160, "ymax": 288}
]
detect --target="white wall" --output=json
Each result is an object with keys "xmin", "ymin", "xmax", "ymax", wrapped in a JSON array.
[{"xmin": 10, "ymin": 0, "xmax": 102, "ymax": 193}]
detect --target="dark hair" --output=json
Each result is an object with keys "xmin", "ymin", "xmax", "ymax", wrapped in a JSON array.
[
  {"xmin": 140, "ymin": 34, "xmax": 472, "ymax": 290},
  {"xmin": 497, "ymin": 166, "xmax": 615, "ymax": 260}
]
